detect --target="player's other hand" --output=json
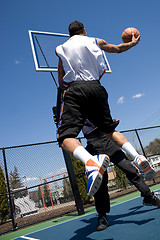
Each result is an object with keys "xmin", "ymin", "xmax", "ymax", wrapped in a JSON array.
[{"xmin": 131, "ymin": 33, "xmax": 140, "ymax": 45}]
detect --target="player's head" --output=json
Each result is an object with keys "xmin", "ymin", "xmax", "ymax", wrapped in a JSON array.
[{"xmin": 68, "ymin": 21, "xmax": 85, "ymax": 37}]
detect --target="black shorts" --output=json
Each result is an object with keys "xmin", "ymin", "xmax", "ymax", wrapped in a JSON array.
[{"xmin": 57, "ymin": 80, "xmax": 119, "ymax": 142}]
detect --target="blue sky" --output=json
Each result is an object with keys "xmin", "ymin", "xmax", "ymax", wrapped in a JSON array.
[{"xmin": 1, "ymin": 0, "xmax": 160, "ymax": 149}]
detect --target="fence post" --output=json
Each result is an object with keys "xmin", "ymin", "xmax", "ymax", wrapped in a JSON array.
[
  {"xmin": 2, "ymin": 148, "xmax": 17, "ymax": 231},
  {"xmin": 135, "ymin": 129, "xmax": 146, "ymax": 157},
  {"xmin": 62, "ymin": 149, "xmax": 85, "ymax": 215}
]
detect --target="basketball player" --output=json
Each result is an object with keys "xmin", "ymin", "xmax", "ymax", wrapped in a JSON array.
[
  {"xmin": 82, "ymin": 119, "xmax": 160, "ymax": 231},
  {"xmin": 56, "ymin": 21, "xmax": 154, "ymax": 197}
]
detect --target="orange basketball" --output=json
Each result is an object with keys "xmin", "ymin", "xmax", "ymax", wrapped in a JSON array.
[{"xmin": 122, "ymin": 27, "xmax": 140, "ymax": 43}]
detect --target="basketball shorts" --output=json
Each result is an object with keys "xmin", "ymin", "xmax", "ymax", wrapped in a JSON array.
[{"xmin": 57, "ymin": 80, "xmax": 119, "ymax": 143}]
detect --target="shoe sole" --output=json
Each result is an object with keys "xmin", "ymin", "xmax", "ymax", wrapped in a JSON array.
[
  {"xmin": 87, "ymin": 171, "xmax": 103, "ymax": 196},
  {"xmin": 98, "ymin": 154, "xmax": 109, "ymax": 175},
  {"xmin": 143, "ymin": 202, "xmax": 160, "ymax": 208},
  {"xmin": 87, "ymin": 155, "xmax": 109, "ymax": 196},
  {"xmin": 133, "ymin": 157, "xmax": 155, "ymax": 180},
  {"xmin": 144, "ymin": 168, "xmax": 156, "ymax": 181}
]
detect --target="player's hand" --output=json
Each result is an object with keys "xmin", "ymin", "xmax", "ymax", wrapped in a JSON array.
[{"xmin": 131, "ymin": 33, "xmax": 140, "ymax": 45}]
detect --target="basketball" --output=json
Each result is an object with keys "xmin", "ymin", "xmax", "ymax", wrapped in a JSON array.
[{"xmin": 122, "ymin": 27, "xmax": 140, "ymax": 43}]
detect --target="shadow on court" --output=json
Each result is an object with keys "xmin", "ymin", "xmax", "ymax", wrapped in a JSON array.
[
  {"xmin": 69, "ymin": 217, "xmax": 104, "ymax": 240},
  {"xmin": 12, "ymin": 195, "xmax": 160, "ymax": 240},
  {"xmin": 69, "ymin": 204, "xmax": 156, "ymax": 240}
]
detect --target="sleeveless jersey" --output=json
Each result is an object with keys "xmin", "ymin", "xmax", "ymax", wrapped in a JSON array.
[{"xmin": 56, "ymin": 35, "xmax": 106, "ymax": 83}]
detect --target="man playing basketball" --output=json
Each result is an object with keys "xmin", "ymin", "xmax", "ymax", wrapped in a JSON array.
[{"xmin": 56, "ymin": 21, "xmax": 155, "ymax": 197}]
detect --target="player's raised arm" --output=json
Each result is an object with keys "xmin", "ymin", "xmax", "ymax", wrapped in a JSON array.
[{"xmin": 97, "ymin": 34, "xmax": 140, "ymax": 53}]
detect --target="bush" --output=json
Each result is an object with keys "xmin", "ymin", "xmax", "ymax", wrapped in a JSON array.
[
  {"xmin": 71, "ymin": 156, "xmax": 90, "ymax": 204},
  {"xmin": 0, "ymin": 166, "xmax": 9, "ymax": 223},
  {"xmin": 114, "ymin": 165, "xmax": 129, "ymax": 190}
]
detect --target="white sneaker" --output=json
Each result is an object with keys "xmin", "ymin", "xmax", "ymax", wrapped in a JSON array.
[
  {"xmin": 86, "ymin": 154, "xmax": 110, "ymax": 196},
  {"xmin": 133, "ymin": 155, "xmax": 155, "ymax": 181}
]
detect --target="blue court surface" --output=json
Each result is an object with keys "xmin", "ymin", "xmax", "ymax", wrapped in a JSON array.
[{"xmin": 12, "ymin": 190, "xmax": 160, "ymax": 240}]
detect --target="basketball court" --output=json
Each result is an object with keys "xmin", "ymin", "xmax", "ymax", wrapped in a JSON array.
[
  {"xmin": 12, "ymin": 30, "xmax": 159, "ymax": 240},
  {"xmin": 2, "ymin": 187, "xmax": 160, "ymax": 240}
]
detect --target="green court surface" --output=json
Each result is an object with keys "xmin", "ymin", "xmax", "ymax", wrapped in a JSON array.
[{"xmin": 1, "ymin": 184, "xmax": 160, "ymax": 240}]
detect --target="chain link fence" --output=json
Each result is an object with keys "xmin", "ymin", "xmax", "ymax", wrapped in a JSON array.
[{"xmin": 0, "ymin": 126, "xmax": 160, "ymax": 235}]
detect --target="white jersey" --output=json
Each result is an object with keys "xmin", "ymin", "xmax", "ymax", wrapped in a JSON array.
[{"xmin": 56, "ymin": 35, "xmax": 106, "ymax": 83}]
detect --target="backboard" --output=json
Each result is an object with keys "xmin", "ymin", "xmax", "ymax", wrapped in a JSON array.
[{"xmin": 28, "ymin": 30, "xmax": 112, "ymax": 73}]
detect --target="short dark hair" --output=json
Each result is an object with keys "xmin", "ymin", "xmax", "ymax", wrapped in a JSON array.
[{"xmin": 68, "ymin": 21, "xmax": 85, "ymax": 37}]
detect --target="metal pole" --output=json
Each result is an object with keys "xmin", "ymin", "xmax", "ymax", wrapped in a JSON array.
[
  {"xmin": 135, "ymin": 129, "xmax": 146, "ymax": 157},
  {"xmin": 62, "ymin": 149, "xmax": 84, "ymax": 215},
  {"xmin": 2, "ymin": 149, "xmax": 17, "ymax": 230}
]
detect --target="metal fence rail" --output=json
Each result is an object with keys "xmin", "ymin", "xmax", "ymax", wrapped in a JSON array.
[{"xmin": 0, "ymin": 126, "xmax": 160, "ymax": 235}]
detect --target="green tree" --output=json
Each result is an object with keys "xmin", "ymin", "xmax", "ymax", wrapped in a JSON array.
[
  {"xmin": 71, "ymin": 156, "xmax": 90, "ymax": 204},
  {"xmin": 43, "ymin": 183, "xmax": 51, "ymax": 207},
  {"xmin": 144, "ymin": 138, "xmax": 160, "ymax": 155},
  {"xmin": 9, "ymin": 166, "xmax": 23, "ymax": 189},
  {"xmin": 9, "ymin": 166, "xmax": 24, "ymax": 198},
  {"xmin": 0, "ymin": 166, "xmax": 9, "ymax": 223},
  {"xmin": 114, "ymin": 165, "xmax": 129, "ymax": 190},
  {"xmin": 62, "ymin": 175, "xmax": 72, "ymax": 197},
  {"xmin": 38, "ymin": 185, "xmax": 43, "ymax": 208}
]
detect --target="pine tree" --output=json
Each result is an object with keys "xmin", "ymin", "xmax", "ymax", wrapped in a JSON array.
[
  {"xmin": 0, "ymin": 166, "xmax": 9, "ymax": 223},
  {"xmin": 43, "ymin": 183, "xmax": 51, "ymax": 207},
  {"xmin": 9, "ymin": 166, "xmax": 24, "ymax": 198},
  {"xmin": 38, "ymin": 186, "xmax": 43, "ymax": 207},
  {"xmin": 9, "ymin": 166, "xmax": 23, "ymax": 189}
]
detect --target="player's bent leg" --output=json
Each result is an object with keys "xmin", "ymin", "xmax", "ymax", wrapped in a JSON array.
[
  {"xmin": 60, "ymin": 138, "xmax": 82, "ymax": 154},
  {"xmin": 61, "ymin": 138, "xmax": 110, "ymax": 196},
  {"xmin": 113, "ymin": 153, "xmax": 151, "ymax": 197},
  {"xmin": 106, "ymin": 131, "xmax": 128, "ymax": 148}
]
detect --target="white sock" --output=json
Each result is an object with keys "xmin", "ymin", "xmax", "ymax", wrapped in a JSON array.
[
  {"xmin": 122, "ymin": 142, "xmax": 139, "ymax": 159},
  {"xmin": 73, "ymin": 146, "xmax": 93, "ymax": 165}
]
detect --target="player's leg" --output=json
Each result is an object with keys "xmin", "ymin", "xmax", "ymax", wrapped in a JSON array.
[
  {"xmin": 106, "ymin": 131, "xmax": 155, "ymax": 181},
  {"xmin": 86, "ymin": 141, "xmax": 109, "ymax": 231},
  {"xmin": 61, "ymin": 138, "xmax": 109, "ymax": 196},
  {"xmin": 112, "ymin": 150, "xmax": 160, "ymax": 207},
  {"xmin": 87, "ymin": 136, "xmax": 160, "ymax": 208},
  {"xmin": 86, "ymin": 83, "xmax": 155, "ymax": 181},
  {"xmin": 94, "ymin": 171, "xmax": 109, "ymax": 231},
  {"xmin": 58, "ymin": 86, "xmax": 109, "ymax": 196}
]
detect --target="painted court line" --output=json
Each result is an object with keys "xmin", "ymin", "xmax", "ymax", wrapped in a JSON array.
[
  {"xmin": 20, "ymin": 237, "xmax": 40, "ymax": 240},
  {"xmin": 13, "ymin": 188, "xmax": 160, "ymax": 240}
]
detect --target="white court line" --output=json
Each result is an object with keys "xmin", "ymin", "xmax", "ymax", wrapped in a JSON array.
[
  {"xmin": 20, "ymin": 237, "xmax": 40, "ymax": 240},
  {"xmin": 14, "ymin": 188, "xmax": 160, "ymax": 240}
]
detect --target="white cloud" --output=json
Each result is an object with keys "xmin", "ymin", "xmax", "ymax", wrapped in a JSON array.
[
  {"xmin": 45, "ymin": 168, "xmax": 67, "ymax": 177},
  {"xmin": 117, "ymin": 96, "xmax": 125, "ymax": 104},
  {"xmin": 132, "ymin": 93, "xmax": 144, "ymax": 99},
  {"xmin": 15, "ymin": 59, "xmax": 20, "ymax": 64},
  {"xmin": 22, "ymin": 177, "xmax": 38, "ymax": 183},
  {"xmin": 46, "ymin": 172, "xmax": 54, "ymax": 176},
  {"xmin": 56, "ymin": 168, "xmax": 67, "ymax": 174}
]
